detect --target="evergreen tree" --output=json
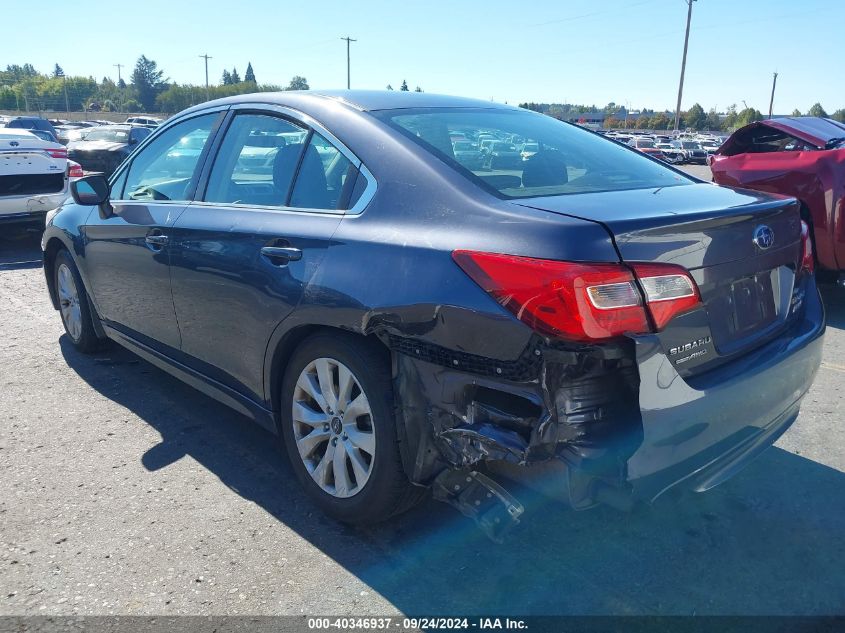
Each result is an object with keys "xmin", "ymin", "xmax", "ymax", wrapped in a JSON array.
[
  {"xmin": 231, "ymin": 67, "xmax": 240, "ymax": 83},
  {"xmin": 244, "ymin": 62, "xmax": 256, "ymax": 83},
  {"xmin": 130, "ymin": 55, "xmax": 167, "ymax": 112},
  {"xmin": 222, "ymin": 70, "xmax": 232, "ymax": 85},
  {"xmin": 53, "ymin": 64, "xmax": 65, "ymax": 78},
  {"xmin": 400, "ymin": 80, "xmax": 409, "ymax": 91},
  {"xmin": 807, "ymin": 103, "xmax": 828, "ymax": 118}
]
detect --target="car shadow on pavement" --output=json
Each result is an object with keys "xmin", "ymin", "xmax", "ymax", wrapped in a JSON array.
[
  {"xmin": 0, "ymin": 226, "xmax": 43, "ymax": 270},
  {"xmin": 60, "ymin": 333, "xmax": 845, "ymax": 616}
]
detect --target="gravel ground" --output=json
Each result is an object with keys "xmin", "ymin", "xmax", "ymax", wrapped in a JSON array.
[{"xmin": 1, "ymin": 180, "xmax": 844, "ymax": 616}]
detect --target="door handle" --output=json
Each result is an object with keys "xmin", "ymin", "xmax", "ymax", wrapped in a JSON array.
[
  {"xmin": 145, "ymin": 234, "xmax": 169, "ymax": 246},
  {"xmin": 260, "ymin": 246, "xmax": 302, "ymax": 263}
]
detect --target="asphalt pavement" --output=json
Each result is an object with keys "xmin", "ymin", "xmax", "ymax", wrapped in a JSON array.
[{"xmin": 1, "ymin": 173, "xmax": 844, "ymax": 616}]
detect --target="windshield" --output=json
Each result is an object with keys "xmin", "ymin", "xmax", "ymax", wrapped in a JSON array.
[
  {"xmin": 635, "ymin": 140, "xmax": 655, "ymax": 148},
  {"xmin": 375, "ymin": 108, "xmax": 691, "ymax": 198},
  {"xmin": 681, "ymin": 141, "xmax": 700, "ymax": 149},
  {"xmin": 84, "ymin": 127, "xmax": 130, "ymax": 143}
]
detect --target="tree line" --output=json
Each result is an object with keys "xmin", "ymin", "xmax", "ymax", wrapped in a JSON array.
[
  {"xmin": 520, "ymin": 100, "xmax": 845, "ymax": 131},
  {"xmin": 0, "ymin": 57, "xmax": 310, "ymax": 114}
]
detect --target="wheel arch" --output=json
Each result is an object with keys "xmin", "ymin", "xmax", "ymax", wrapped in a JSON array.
[
  {"xmin": 43, "ymin": 236, "xmax": 70, "ymax": 310},
  {"xmin": 264, "ymin": 323, "xmax": 390, "ymax": 416}
]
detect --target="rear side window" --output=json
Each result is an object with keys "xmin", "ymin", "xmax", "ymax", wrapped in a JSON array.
[
  {"xmin": 116, "ymin": 113, "xmax": 218, "ymax": 202},
  {"xmin": 204, "ymin": 113, "xmax": 307, "ymax": 207},
  {"xmin": 375, "ymin": 108, "xmax": 691, "ymax": 199},
  {"xmin": 289, "ymin": 132, "xmax": 356, "ymax": 211}
]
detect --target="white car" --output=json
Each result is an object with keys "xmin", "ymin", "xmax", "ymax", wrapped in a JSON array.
[
  {"xmin": 125, "ymin": 116, "xmax": 163, "ymax": 127},
  {"xmin": 0, "ymin": 128, "xmax": 72, "ymax": 225}
]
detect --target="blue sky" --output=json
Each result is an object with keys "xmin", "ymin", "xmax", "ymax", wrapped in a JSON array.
[{"xmin": 5, "ymin": 0, "xmax": 844, "ymax": 113}]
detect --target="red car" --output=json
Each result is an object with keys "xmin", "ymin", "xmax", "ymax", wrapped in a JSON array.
[{"xmin": 711, "ymin": 117, "xmax": 845, "ymax": 276}]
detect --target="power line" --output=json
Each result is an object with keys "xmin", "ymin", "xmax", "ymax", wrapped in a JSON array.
[
  {"xmin": 673, "ymin": 0, "xmax": 696, "ymax": 131},
  {"xmin": 340, "ymin": 37, "xmax": 356, "ymax": 90},
  {"xmin": 199, "ymin": 54, "xmax": 212, "ymax": 101}
]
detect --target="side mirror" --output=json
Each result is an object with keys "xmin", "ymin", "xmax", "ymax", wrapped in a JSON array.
[
  {"xmin": 70, "ymin": 174, "xmax": 109, "ymax": 206},
  {"xmin": 129, "ymin": 137, "xmax": 139, "ymax": 145}
]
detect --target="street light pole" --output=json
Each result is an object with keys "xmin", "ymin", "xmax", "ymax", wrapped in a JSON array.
[
  {"xmin": 340, "ymin": 37, "xmax": 356, "ymax": 89},
  {"xmin": 673, "ymin": 0, "xmax": 696, "ymax": 131}
]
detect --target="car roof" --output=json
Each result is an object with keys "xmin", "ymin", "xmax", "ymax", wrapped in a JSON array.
[
  {"xmin": 187, "ymin": 90, "xmax": 515, "ymax": 115},
  {"xmin": 749, "ymin": 117, "xmax": 845, "ymax": 147}
]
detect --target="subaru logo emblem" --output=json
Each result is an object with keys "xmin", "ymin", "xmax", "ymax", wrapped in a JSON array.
[{"xmin": 753, "ymin": 225, "xmax": 774, "ymax": 250}]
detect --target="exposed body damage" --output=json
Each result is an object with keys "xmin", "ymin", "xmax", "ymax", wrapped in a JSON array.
[
  {"xmin": 380, "ymin": 264, "xmax": 823, "ymax": 537},
  {"xmin": 711, "ymin": 116, "xmax": 845, "ymax": 272}
]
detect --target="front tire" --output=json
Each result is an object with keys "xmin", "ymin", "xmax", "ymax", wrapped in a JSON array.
[
  {"xmin": 54, "ymin": 249, "xmax": 105, "ymax": 353},
  {"xmin": 279, "ymin": 332, "xmax": 421, "ymax": 524}
]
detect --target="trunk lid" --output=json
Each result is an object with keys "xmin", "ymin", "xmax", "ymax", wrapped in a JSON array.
[{"xmin": 516, "ymin": 183, "xmax": 804, "ymax": 371}]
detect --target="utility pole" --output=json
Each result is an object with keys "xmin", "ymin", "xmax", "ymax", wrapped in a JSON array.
[
  {"xmin": 63, "ymin": 76, "xmax": 69, "ymax": 114},
  {"xmin": 673, "ymin": 0, "xmax": 697, "ymax": 131},
  {"xmin": 199, "ymin": 54, "xmax": 213, "ymax": 101},
  {"xmin": 113, "ymin": 64, "xmax": 125, "ymax": 112},
  {"xmin": 340, "ymin": 37, "xmax": 356, "ymax": 89},
  {"xmin": 768, "ymin": 72, "xmax": 778, "ymax": 119}
]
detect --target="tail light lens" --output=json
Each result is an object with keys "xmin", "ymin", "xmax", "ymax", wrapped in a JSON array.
[
  {"xmin": 453, "ymin": 251, "xmax": 701, "ymax": 342},
  {"xmin": 800, "ymin": 220, "xmax": 814, "ymax": 273},
  {"xmin": 629, "ymin": 263, "xmax": 700, "ymax": 330},
  {"xmin": 67, "ymin": 160, "xmax": 84, "ymax": 179},
  {"xmin": 45, "ymin": 147, "xmax": 67, "ymax": 159}
]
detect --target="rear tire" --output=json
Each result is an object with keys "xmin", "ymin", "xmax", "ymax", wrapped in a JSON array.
[
  {"xmin": 53, "ymin": 249, "xmax": 105, "ymax": 353},
  {"xmin": 279, "ymin": 332, "xmax": 423, "ymax": 524}
]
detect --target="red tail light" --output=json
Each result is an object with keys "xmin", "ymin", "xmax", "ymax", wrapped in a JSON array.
[
  {"xmin": 67, "ymin": 160, "xmax": 84, "ymax": 179},
  {"xmin": 800, "ymin": 220, "xmax": 814, "ymax": 273},
  {"xmin": 453, "ymin": 251, "xmax": 701, "ymax": 342},
  {"xmin": 46, "ymin": 147, "xmax": 67, "ymax": 159}
]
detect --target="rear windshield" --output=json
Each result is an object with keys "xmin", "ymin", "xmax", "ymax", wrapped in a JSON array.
[
  {"xmin": 84, "ymin": 128, "xmax": 130, "ymax": 143},
  {"xmin": 374, "ymin": 108, "xmax": 690, "ymax": 198}
]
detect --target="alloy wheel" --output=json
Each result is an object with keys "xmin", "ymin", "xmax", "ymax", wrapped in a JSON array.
[
  {"xmin": 291, "ymin": 357, "xmax": 376, "ymax": 498},
  {"xmin": 57, "ymin": 263, "xmax": 83, "ymax": 342}
]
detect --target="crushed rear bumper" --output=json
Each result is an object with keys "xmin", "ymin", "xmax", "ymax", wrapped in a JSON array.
[{"xmin": 392, "ymin": 276, "xmax": 825, "ymax": 515}]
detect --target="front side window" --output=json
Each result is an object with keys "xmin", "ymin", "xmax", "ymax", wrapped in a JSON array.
[
  {"xmin": 374, "ymin": 108, "xmax": 691, "ymax": 199},
  {"xmin": 115, "ymin": 113, "xmax": 218, "ymax": 202},
  {"xmin": 205, "ymin": 114, "xmax": 358, "ymax": 212}
]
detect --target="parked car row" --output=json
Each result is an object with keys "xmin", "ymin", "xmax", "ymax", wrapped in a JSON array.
[
  {"xmin": 599, "ymin": 130, "xmax": 726, "ymax": 165},
  {"xmin": 0, "ymin": 114, "xmax": 164, "ymax": 146}
]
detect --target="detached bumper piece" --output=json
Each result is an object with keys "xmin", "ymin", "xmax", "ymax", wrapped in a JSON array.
[{"xmin": 432, "ymin": 469, "xmax": 524, "ymax": 542}]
